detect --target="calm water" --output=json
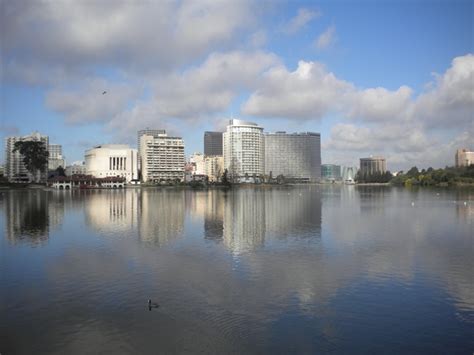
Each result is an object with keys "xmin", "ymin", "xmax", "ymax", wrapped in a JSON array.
[{"xmin": 1, "ymin": 186, "xmax": 473, "ymax": 354}]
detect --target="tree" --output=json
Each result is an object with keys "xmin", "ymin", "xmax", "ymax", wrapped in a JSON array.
[
  {"xmin": 56, "ymin": 166, "xmax": 66, "ymax": 177},
  {"xmin": 13, "ymin": 141, "xmax": 49, "ymax": 183},
  {"xmin": 221, "ymin": 169, "xmax": 231, "ymax": 186}
]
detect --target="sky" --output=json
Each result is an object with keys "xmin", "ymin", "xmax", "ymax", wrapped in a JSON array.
[{"xmin": 1, "ymin": 0, "xmax": 473, "ymax": 171}]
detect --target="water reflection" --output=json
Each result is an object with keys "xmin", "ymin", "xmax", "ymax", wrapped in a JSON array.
[
  {"xmin": 1, "ymin": 186, "xmax": 473, "ymax": 354},
  {"xmin": 4, "ymin": 190, "xmax": 64, "ymax": 246}
]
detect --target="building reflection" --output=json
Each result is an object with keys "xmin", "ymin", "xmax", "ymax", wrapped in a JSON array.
[
  {"xmin": 138, "ymin": 189, "xmax": 185, "ymax": 246},
  {"xmin": 203, "ymin": 190, "xmax": 224, "ymax": 241},
  {"xmin": 264, "ymin": 186, "xmax": 322, "ymax": 239},
  {"xmin": 83, "ymin": 189, "xmax": 185, "ymax": 246},
  {"xmin": 4, "ymin": 190, "xmax": 64, "ymax": 246},
  {"xmin": 223, "ymin": 188, "xmax": 266, "ymax": 254}
]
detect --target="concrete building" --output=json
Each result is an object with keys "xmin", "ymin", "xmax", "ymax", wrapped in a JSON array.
[
  {"xmin": 85, "ymin": 144, "xmax": 138, "ymax": 183},
  {"xmin": 359, "ymin": 156, "xmax": 386, "ymax": 175},
  {"xmin": 204, "ymin": 131, "xmax": 223, "ymax": 156},
  {"xmin": 48, "ymin": 144, "xmax": 65, "ymax": 171},
  {"xmin": 223, "ymin": 119, "xmax": 264, "ymax": 182},
  {"xmin": 5, "ymin": 132, "xmax": 49, "ymax": 183},
  {"xmin": 455, "ymin": 148, "xmax": 474, "ymax": 167},
  {"xmin": 322, "ymin": 164, "xmax": 341, "ymax": 180},
  {"xmin": 189, "ymin": 152, "xmax": 206, "ymax": 175},
  {"xmin": 205, "ymin": 155, "xmax": 224, "ymax": 182},
  {"xmin": 137, "ymin": 129, "xmax": 167, "ymax": 172},
  {"xmin": 65, "ymin": 161, "xmax": 86, "ymax": 176},
  {"xmin": 140, "ymin": 133, "xmax": 185, "ymax": 183},
  {"xmin": 265, "ymin": 132, "xmax": 321, "ymax": 182}
]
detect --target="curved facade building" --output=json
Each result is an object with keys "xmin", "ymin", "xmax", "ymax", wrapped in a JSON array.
[
  {"xmin": 223, "ymin": 119, "xmax": 264, "ymax": 181},
  {"xmin": 265, "ymin": 132, "xmax": 321, "ymax": 182},
  {"xmin": 85, "ymin": 144, "xmax": 138, "ymax": 182}
]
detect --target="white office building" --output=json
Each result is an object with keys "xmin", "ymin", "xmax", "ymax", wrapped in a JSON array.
[
  {"xmin": 140, "ymin": 134, "xmax": 185, "ymax": 183},
  {"xmin": 223, "ymin": 119, "xmax": 264, "ymax": 182},
  {"xmin": 85, "ymin": 144, "xmax": 138, "ymax": 182},
  {"xmin": 5, "ymin": 131, "xmax": 49, "ymax": 183},
  {"xmin": 48, "ymin": 144, "xmax": 65, "ymax": 171}
]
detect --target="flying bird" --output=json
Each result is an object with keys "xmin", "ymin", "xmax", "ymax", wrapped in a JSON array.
[{"xmin": 102, "ymin": 91, "xmax": 107, "ymax": 95}]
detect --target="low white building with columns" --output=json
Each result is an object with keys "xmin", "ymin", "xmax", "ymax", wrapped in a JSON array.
[{"xmin": 85, "ymin": 144, "xmax": 138, "ymax": 182}]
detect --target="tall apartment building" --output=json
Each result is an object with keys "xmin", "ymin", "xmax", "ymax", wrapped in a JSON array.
[
  {"xmin": 137, "ymin": 129, "xmax": 167, "ymax": 170},
  {"xmin": 140, "ymin": 134, "xmax": 185, "ymax": 183},
  {"xmin": 85, "ymin": 144, "xmax": 138, "ymax": 182},
  {"xmin": 223, "ymin": 119, "xmax": 264, "ymax": 181},
  {"xmin": 5, "ymin": 132, "xmax": 49, "ymax": 183},
  {"xmin": 48, "ymin": 144, "xmax": 65, "ymax": 170},
  {"xmin": 204, "ymin": 131, "xmax": 223, "ymax": 156},
  {"xmin": 265, "ymin": 132, "xmax": 321, "ymax": 182},
  {"xmin": 455, "ymin": 148, "xmax": 474, "ymax": 167},
  {"xmin": 359, "ymin": 156, "xmax": 386, "ymax": 175}
]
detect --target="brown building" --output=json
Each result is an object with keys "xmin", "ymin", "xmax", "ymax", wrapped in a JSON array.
[
  {"xmin": 360, "ymin": 156, "xmax": 386, "ymax": 175},
  {"xmin": 455, "ymin": 149, "xmax": 474, "ymax": 167}
]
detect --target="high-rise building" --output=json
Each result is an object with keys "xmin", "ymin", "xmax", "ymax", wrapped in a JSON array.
[
  {"xmin": 321, "ymin": 164, "xmax": 341, "ymax": 180},
  {"xmin": 48, "ymin": 144, "xmax": 65, "ymax": 171},
  {"xmin": 85, "ymin": 144, "xmax": 138, "ymax": 182},
  {"xmin": 137, "ymin": 129, "xmax": 167, "ymax": 171},
  {"xmin": 204, "ymin": 131, "xmax": 223, "ymax": 156},
  {"xmin": 5, "ymin": 132, "xmax": 49, "ymax": 183},
  {"xmin": 223, "ymin": 119, "xmax": 264, "ymax": 181},
  {"xmin": 359, "ymin": 156, "xmax": 386, "ymax": 175},
  {"xmin": 265, "ymin": 132, "xmax": 321, "ymax": 182},
  {"xmin": 140, "ymin": 133, "xmax": 185, "ymax": 183},
  {"xmin": 455, "ymin": 148, "xmax": 474, "ymax": 167}
]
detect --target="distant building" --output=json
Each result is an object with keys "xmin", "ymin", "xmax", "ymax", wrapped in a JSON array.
[
  {"xmin": 455, "ymin": 148, "xmax": 474, "ymax": 167},
  {"xmin": 342, "ymin": 166, "xmax": 358, "ymax": 181},
  {"xmin": 205, "ymin": 156, "xmax": 224, "ymax": 182},
  {"xmin": 223, "ymin": 119, "xmax": 264, "ymax": 182},
  {"xmin": 140, "ymin": 133, "xmax": 185, "ymax": 183},
  {"xmin": 265, "ymin": 132, "xmax": 321, "ymax": 182},
  {"xmin": 360, "ymin": 156, "xmax": 386, "ymax": 175},
  {"xmin": 5, "ymin": 131, "xmax": 49, "ymax": 183},
  {"xmin": 85, "ymin": 144, "xmax": 138, "ymax": 183},
  {"xmin": 322, "ymin": 164, "xmax": 341, "ymax": 180},
  {"xmin": 65, "ymin": 161, "xmax": 86, "ymax": 176},
  {"xmin": 204, "ymin": 131, "xmax": 223, "ymax": 156},
  {"xmin": 48, "ymin": 144, "xmax": 65, "ymax": 171},
  {"xmin": 189, "ymin": 152, "xmax": 206, "ymax": 175}
]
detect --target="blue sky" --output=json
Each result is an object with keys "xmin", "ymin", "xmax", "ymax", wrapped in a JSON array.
[{"xmin": 1, "ymin": 0, "xmax": 473, "ymax": 170}]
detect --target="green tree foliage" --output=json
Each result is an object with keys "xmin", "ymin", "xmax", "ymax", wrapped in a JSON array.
[
  {"xmin": 390, "ymin": 165, "xmax": 474, "ymax": 186},
  {"xmin": 13, "ymin": 141, "xmax": 49, "ymax": 182},
  {"xmin": 56, "ymin": 166, "xmax": 66, "ymax": 177},
  {"xmin": 355, "ymin": 171, "xmax": 392, "ymax": 183}
]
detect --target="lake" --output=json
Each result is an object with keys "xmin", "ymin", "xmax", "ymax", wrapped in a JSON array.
[{"xmin": 1, "ymin": 186, "xmax": 473, "ymax": 354}]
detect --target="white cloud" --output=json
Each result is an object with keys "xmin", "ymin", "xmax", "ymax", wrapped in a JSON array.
[
  {"xmin": 45, "ymin": 79, "xmax": 142, "ymax": 124},
  {"xmin": 315, "ymin": 25, "xmax": 336, "ymax": 49},
  {"xmin": 1, "ymin": 0, "xmax": 256, "ymax": 80},
  {"xmin": 281, "ymin": 8, "xmax": 321, "ymax": 35},
  {"xmin": 242, "ymin": 60, "xmax": 353, "ymax": 119}
]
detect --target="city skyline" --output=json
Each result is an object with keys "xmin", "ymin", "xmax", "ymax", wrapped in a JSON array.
[{"xmin": 1, "ymin": 1, "xmax": 472, "ymax": 170}]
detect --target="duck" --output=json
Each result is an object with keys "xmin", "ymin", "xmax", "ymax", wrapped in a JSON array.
[{"xmin": 148, "ymin": 299, "xmax": 159, "ymax": 310}]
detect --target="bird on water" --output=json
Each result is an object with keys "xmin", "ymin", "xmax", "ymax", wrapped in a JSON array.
[{"xmin": 148, "ymin": 299, "xmax": 159, "ymax": 310}]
